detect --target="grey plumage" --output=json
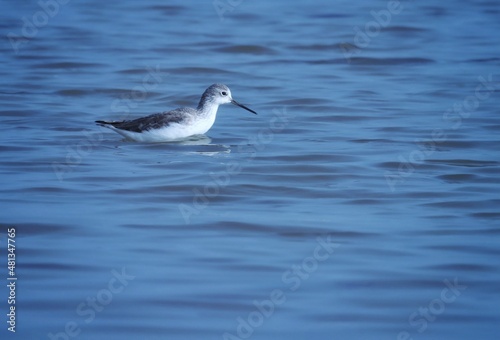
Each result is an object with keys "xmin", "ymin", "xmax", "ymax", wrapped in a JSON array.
[{"xmin": 95, "ymin": 109, "xmax": 190, "ymax": 133}]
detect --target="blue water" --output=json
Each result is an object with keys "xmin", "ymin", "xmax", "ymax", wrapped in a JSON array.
[{"xmin": 1, "ymin": 1, "xmax": 499, "ymax": 339}]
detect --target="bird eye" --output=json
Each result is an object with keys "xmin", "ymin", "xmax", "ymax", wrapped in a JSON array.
[{"xmin": 221, "ymin": 91, "xmax": 227, "ymax": 96}]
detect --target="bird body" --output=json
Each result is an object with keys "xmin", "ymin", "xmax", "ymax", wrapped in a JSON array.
[{"xmin": 96, "ymin": 84, "xmax": 256, "ymax": 142}]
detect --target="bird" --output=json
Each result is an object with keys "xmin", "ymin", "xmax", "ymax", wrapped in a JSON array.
[{"xmin": 95, "ymin": 83, "xmax": 257, "ymax": 142}]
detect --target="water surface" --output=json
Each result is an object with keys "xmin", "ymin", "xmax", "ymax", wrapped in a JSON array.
[{"xmin": 0, "ymin": 1, "xmax": 499, "ymax": 339}]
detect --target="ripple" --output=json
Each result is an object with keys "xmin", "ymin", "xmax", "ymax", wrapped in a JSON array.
[
  {"xmin": 213, "ymin": 45, "xmax": 277, "ymax": 55},
  {"xmin": 33, "ymin": 62, "xmax": 105, "ymax": 69},
  {"xmin": 426, "ymin": 263, "xmax": 496, "ymax": 272},
  {"xmin": 427, "ymin": 159, "xmax": 499, "ymax": 167},
  {"xmin": 422, "ymin": 199, "xmax": 500, "ymax": 210},
  {"xmin": 168, "ymin": 67, "xmax": 237, "ymax": 75},
  {"xmin": 347, "ymin": 57, "xmax": 435, "ymax": 65},
  {"xmin": 437, "ymin": 173, "xmax": 478, "ymax": 182}
]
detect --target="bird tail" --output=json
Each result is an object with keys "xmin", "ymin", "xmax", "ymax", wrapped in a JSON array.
[{"xmin": 96, "ymin": 120, "xmax": 118, "ymax": 127}]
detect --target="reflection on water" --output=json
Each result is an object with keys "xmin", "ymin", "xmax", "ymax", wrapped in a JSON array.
[
  {"xmin": 175, "ymin": 135, "xmax": 213, "ymax": 145},
  {"xmin": 1, "ymin": 0, "xmax": 500, "ymax": 339}
]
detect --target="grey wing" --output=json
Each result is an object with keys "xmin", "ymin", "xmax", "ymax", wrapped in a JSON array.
[{"xmin": 105, "ymin": 109, "xmax": 188, "ymax": 133}]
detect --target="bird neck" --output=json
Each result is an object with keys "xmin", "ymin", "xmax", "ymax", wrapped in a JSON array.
[{"xmin": 197, "ymin": 99, "xmax": 219, "ymax": 118}]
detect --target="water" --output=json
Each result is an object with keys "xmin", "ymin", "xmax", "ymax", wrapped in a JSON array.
[{"xmin": 1, "ymin": 1, "xmax": 499, "ymax": 339}]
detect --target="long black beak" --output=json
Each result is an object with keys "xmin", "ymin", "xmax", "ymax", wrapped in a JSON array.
[{"xmin": 231, "ymin": 99, "xmax": 258, "ymax": 115}]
